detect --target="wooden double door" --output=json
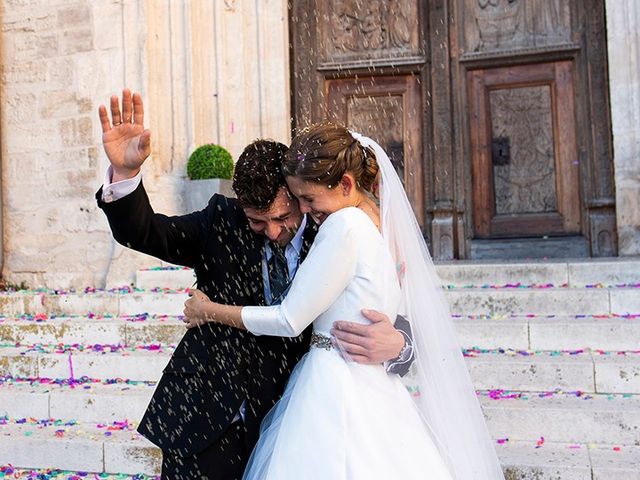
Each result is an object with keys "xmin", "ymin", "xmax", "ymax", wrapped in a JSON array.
[{"xmin": 290, "ymin": 0, "xmax": 617, "ymax": 259}]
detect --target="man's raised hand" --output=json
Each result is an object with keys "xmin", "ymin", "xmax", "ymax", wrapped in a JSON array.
[{"xmin": 98, "ymin": 88, "xmax": 151, "ymax": 182}]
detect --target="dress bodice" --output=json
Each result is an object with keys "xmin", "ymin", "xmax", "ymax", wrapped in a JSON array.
[{"xmin": 242, "ymin": 207, "xmax": 401, "ymax": 338}]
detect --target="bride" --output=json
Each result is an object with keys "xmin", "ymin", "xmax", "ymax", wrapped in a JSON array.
[{"xmin": 184, "ymin": 124, "xmax": 504, "ymax": 479}]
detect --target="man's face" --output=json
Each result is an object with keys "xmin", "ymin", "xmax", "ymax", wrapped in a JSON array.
[{"xmin": 243, "ymin": 187, "xmax": 304, "ymax": 246}]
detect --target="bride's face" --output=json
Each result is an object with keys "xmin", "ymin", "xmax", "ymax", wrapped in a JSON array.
[{"xmin": 286, "ymin": 175, "xmax": 354, "ymax": 224}]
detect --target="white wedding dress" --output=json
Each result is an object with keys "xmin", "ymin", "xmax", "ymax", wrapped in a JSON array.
[{"xmin": 241, "ymin": 207, "xmax": 454, "ymax": 479}]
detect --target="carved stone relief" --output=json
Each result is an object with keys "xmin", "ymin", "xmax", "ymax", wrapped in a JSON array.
[
  {"xmin": 489, "ymin": 85, "xmax": 558, "ymax": 215},
  {"xmin": 464, "ymin": 0, "xmax": 572, "ymax": 52},
  {"xmin": 319, "ymin": 0, "xmax": 421, "ymax": 62},
  {"xmin": 347, "ymin": 95, "xmax": 405, "ymax": 180}
]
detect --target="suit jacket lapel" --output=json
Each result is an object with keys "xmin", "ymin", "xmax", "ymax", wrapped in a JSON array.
[
  {"xmin": 242, "ymin": 229, "xmax": 267, "ymax": 306},
  {"xmin": 300, "ymin": 217, "xmax": 319, "ymax": 262}
]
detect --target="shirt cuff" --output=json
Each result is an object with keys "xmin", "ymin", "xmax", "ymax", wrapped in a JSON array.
[
  {"xmin": 385, "ymin": 330, "xmax": 413, "ymax": 372},
  {"xmin": 101, "ymin": 166, "xmax": 142, "ymax": 203}
]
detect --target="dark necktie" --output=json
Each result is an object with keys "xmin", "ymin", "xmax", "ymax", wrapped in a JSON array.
[{"xmin": 268, "ymin": 243, "xmax": 290, "ymax": 305}]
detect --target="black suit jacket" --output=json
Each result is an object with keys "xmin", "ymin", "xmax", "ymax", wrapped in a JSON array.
[{"xmin": 97, "ymin": 181, "xmax": 317, "ymax": 457}]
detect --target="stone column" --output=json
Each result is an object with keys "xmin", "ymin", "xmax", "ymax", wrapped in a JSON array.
[{"xmin": 606, "ymin": 1, "xmax": 640, "ymax": 255}]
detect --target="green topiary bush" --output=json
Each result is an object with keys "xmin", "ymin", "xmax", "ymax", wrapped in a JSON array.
[{"xmin": 187, "ymin": 144, "xmax": 234, "ymax": 180}]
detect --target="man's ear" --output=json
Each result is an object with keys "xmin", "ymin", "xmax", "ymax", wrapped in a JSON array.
[{"xmin": 340, "ymin": 173, "xmax": 356, "ymax": 196}]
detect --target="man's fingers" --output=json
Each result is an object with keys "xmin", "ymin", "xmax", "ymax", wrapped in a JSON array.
[
  {"xmin": 333, "ymin": 338, "xmax": 368, "ymax": 357},
  {"xmin": 360, "ymin": 309, "xmax": 387, "ymax": 323},
  {"xmin": 344, "ymin": 353, "xmax": 373, "ymax": 364},
  {"xmin": 121, "ymin": 88, "xmax": 132, "ymax": 123},
  {"xmin": 331, "ymin": 329, "xmax": 367, "ymax": 346},
  {"xmin": 132, "ymin": 92, "xmax": 144, "ymax": 125},
  {"xmin": 98, "ymin": 105, "xmax": 111, "ymax": 133},
  {"xmin": 332, "ymin": 321, "xmax": 368, "ymax": 336},
  {"xmin": 109, "ymin": 95, "xmax": 122, "ymax": 125}
]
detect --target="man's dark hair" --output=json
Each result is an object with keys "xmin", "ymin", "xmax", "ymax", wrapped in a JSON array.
[{"xmin": 233, "ymin": 139, "xmax": 289, "ymax": 211}]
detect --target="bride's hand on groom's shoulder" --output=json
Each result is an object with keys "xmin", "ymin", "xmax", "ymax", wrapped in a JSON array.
[
  {"xmin": 331, "ymin": 309, "xmax": 405, "ymax": 365},
  {"xmin": 183, "ymin": 288, "xmax": 213, "ymax": 329}
]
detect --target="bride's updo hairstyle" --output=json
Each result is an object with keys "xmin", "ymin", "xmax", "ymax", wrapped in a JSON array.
[{"xmin": 285, "ymin": 123, "xmax": 379, "ymax": 195}]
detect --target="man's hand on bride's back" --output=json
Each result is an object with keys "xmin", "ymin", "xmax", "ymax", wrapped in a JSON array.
[
  {"xmin": 98, "ymin": 88, "xmax": 151, "ymax": 182},
  {"xmin": 331, "ymin": 310, "xmax": 405, "ymax": 364}
]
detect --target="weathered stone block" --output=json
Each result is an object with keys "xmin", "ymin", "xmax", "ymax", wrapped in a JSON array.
[
  {"xmin": 119, "ymin": 292, "xmax": 187, "ymax": 316},
  {"xmin": 0, "ymin": 318, "xmax": 125, "ymax": 345},
  {"xmin": 136, "ymin": 268, "xmax": 195, "ymax": 290},
  {"xmin": 454, "ymin": 318, "xmax": 529, "ymax": 350},
  {"xmin": 59, "ymin": 116, "xmax": 93, "ymax": 147},
  {"xmin": 104, "ymin": 438, "xmax": 162, "ymax": 475},
  {"xmin": 0, "ymin": 383, "xmax": 49, "ymax": 419},
  {"xmin": 610, "ymin": 288, "xmax": 640, "ymax": 313},
  {"xmin": 0, "ymin": 349, "xmax": 39, "ymax": 377},
  {"xmin": 38, "ymin": 351, "xmax": 169, "ymax": 382},
  {"xmin": 466, "ymin": 353, "xmax": 595, "ymax": 392},
  {"xmin": 595, "ymin": 356, "xmax": 640, "ymax": 394},
  {"xmin": 40, "ymin": 91, "xmax": 93, "ymax": 119},
  {"xmin": 590, "ymin": 444, "xmax": 640, "ymax": 480},
  {"xmin": 482, "ymin": 394, "xmax": 640, "ymax": 444},
  {"xmin": 126, "ymin": 319, "xmax": 185, "ymax": 345},
  {"xmin": 0, "ymin": 424, "xmax": 104, "ymax": 471},
  {"xmin": 57, "ymin": 4, "xmax": 92, "ymax": 28},
  {"xmin": 529, "ymin": 317, "xmax": 640, "ymax": 351},
  {"xmin": 50, "ymin": 384, "xmax": 154, "ymax": 423},
  {"xmin": 1, "ymin": 61, "xmax": 47, "ymax": 83},
  {"xmin": 41, "ymin": 293, "xmax": 118, "ymax": 316},
  {"xmin": 445, "ymin": 289, "xmax": 610, "ymax": 316},
  {"xmin": 436, "ymin": 262, "xmax": 569, "ymax": 287},
  {"xmin": 497, "ymin": 440, "xmax": 591, "ymax": 480},
  {"xmin": 61, "ymin": 28, "xmax": 94, "ymax": 55}
]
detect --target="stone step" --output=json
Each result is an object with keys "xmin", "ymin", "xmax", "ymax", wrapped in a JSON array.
[
  {"xmin": 455, "ymin": 315, "xmax": 640, "ymax": 351},
  {"xmin": 479, "ymin": 391, "xmax": 640, "ymax": 445},
  {"xmin": 3, "ymin": 378, "xmax": 639, "ymax": 445},
  {"xmin": 0, "ymin": 420, "xmax": 160, "ymax": 475},
  {"xmin": 136, "ymin": 267, "xmax": 195, "ymax": 290},
  {"xmin": 2, "ymin": 287, "xmax": 639, "ymax": 318},
  {"xmin": 3, "ymin": 346, "xmax": 639, "ymax": 394},
  {"xmin": 496, "ymin": 441, "xmax": 640, "ymax": 480},
  {"xmin": 447, "ymin": 287, "xmax": 640, "ymax": 316},
  {"xmin": 0, "ymin": 315, "xmax": 185, "ymax": 346},
  {"xmin": 436, "ymin": 258, "xmax": 640, "ymax": 287},
  {"xmin": 465, "ymin": 350, "xmax": 640, "ymax": 394},
  {"xmin": 0, "ymin": 467, "xmax": 157, "ymax": 479},
  {"xmin": 0, "ymin": 422, "xmax": 637, "ymax": 480},
  {"xmin": 0, "ymin": 291, "xmax": 188, "ymax": 316},
  {"xmin": 0, "ymin": 347, "xmax": 170, "ymax": 382},
  {"xmin": 135, "ymin": 259, "xmax": 640, "ymax": 290},
  {"xmin": 3, "ymin": 314, "xmax": 638, "ymax": 351},
  {"xmin": 0, "ymin": 380, "xmax": 156, "ymax": 423}
]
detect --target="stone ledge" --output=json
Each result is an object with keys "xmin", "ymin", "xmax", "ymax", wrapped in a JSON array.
[{"xmin": 0, "ymin": 422, "xmax": 160, "ymax": 475}]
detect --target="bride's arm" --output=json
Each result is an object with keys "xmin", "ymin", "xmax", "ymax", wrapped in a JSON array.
[{"xmin": 184, "ymin": 211, "xmax": 358, "ymax": 337}]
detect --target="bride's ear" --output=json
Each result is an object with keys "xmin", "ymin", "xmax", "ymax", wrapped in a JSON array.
[{"xmin": 340, "ymin": 173, "xmax": 356, "ymax": 196}]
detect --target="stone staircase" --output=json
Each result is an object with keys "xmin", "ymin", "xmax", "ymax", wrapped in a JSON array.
[{"xmin": 1, "ymin": 259, "xmax": 639, "ymax": 479}]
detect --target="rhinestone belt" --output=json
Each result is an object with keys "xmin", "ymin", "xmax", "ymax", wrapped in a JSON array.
[{"xmin": 310, "ymin": 332, "xmax": 332, "ymax": 350}]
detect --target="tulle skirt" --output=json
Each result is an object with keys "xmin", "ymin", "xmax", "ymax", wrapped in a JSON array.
[{"xmin": 243, "ymin": 346, "xmax": 454, "ymax": 480}]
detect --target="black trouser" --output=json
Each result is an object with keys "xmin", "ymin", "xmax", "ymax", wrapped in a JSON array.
[{"xmin": 161, "ymin": 421, "xmax": 249, "ymax": 480}]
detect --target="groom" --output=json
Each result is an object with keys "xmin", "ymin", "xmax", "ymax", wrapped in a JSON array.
[{"xmin": 96, "ymin": 90, "xmax": 411, "ymax": 479}]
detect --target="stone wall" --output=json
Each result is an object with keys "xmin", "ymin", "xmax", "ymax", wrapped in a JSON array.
[
  {"xmin": 607, "ymin": 0, "xmax": 640, "ymax": 255},
  {"xmin": 0, "ymin": 0, "xmax": 291, "ymax": 288}
]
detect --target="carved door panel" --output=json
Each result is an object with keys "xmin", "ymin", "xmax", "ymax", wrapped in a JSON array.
[
  {"xmin": 468, "ymin": 61, "xmax": 581, "ymax": 238},
  {"xmin": 291, "ymin": 0, "xmax": 616, "ymax": 259},
  {"xmin": 325, "ymin": 76, "xmax": 424, "ymax": 227},
  {"xmin": 290, "ymin": 0, "xmax": 430, "ymax": 230},
  {"xmin": 455, "ymin": 0, "xmax": 616, "ymax": 257}
]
